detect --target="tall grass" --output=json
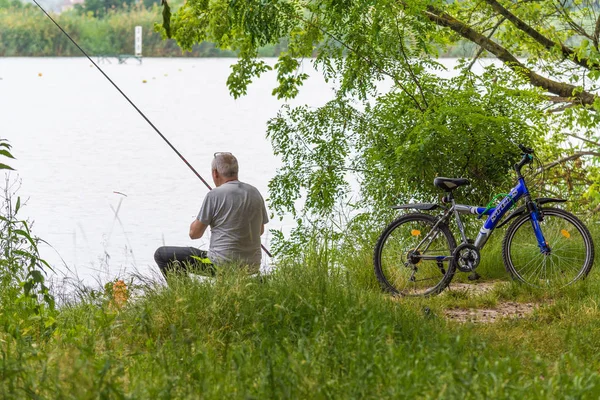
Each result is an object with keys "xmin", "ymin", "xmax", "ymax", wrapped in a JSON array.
[
  {"xmin": 3, "ymin": 157, "xmax": 600, "ymax": 399},
  {"xmin": 3, "ymin": 234, "xmax": 600, "ymax": 398}
]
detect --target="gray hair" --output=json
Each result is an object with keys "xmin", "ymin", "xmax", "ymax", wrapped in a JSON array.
[{"xmin": 212, "ymin": 153, "xmax": 239, "ymax": 178}]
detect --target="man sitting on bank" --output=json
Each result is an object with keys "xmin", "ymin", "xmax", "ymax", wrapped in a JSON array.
[{"xmin": 154, "ymin": 152, "xmax": 269, "ymax": 280}]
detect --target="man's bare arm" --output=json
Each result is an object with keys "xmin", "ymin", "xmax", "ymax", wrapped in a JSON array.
[
  {"xmin": 260, "ymin": 224, "xmax": 265, "ymax": 235},
  {"xmin": 189, "ymin": 219, "xmax": 208, "ymax": 239}
]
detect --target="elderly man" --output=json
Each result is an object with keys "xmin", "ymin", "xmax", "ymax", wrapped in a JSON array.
[{"xmin": 154, "ymin": 152, "xmax": 268, "ymax": 280}]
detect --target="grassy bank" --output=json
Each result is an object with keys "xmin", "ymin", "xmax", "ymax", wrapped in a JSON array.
[{"xmin": 3, "ymin": 230, "xmax": 600, "ymax": 399}]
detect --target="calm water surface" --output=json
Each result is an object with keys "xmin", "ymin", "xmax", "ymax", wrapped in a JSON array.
[{"xmin": 0, "ymin": 57, "xmax": 335, "ymax": 282}]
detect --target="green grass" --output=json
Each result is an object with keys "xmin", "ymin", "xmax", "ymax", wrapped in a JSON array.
[{"xmin": 3, "ymin": 228, "xmax": 600, "ymax": 398}]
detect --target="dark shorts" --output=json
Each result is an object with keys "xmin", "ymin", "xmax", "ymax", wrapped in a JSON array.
[{"xmin": 153, "ymin": 246, "xmax": 215, "ymax": 279}]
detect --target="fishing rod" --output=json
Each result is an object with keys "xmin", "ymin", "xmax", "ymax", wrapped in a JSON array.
[{"xmin": 32, "ymin": 0, "xmax": 273, "ymax": 258}]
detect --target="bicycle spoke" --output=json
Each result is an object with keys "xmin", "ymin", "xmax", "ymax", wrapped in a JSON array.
[
  {"xmin": 503, "ymin": 208, "xmax": 594, "ymax": 288},
  {"xmin": 374, "ymin": 214, "xmax": 456, "ymax": 296}
]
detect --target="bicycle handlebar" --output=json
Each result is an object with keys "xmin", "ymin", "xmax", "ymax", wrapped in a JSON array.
[
  {"xmin": 515, "ymin": 144, "xmax": 534, "ymax": 177},
  {"xmin": 518, "ymin": 144, "xmax": 534, "ymax": 154}
]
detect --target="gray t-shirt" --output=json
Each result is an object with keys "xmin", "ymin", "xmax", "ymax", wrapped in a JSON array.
[{"xmin": 197, "ymin": 180, "xmax": 268, "ymax": 266}]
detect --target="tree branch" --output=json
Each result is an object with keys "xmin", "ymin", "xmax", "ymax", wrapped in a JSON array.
[
  {"xmin": 546, "ymin": 95, "xmax": 575, "ymax": 103},
  {"xmin": 541, "ymin": 151, "xmax": 600, "ymax": 171},
  {"xmin": 566, "ymin": 133, "xmax": 600, "ymax": 148},
  {"xmin": 547, "ymin": 103, "xmax": 576, "ymax": 113},
  {"xmin": 466, "ymin": 16, "xmax": 505, "ymax": 72},
  {"xmin": 293, "ymin": 13, "xmax": 426, "ymax": 112},
  {"xmin": 424, "ymin": 6, "xmax": 598, "ymax": 106},
  {"xmin": 593, "ymin": 14, "xmax": 600, "ymax": 50},
  {"xmin": 554, "ymin": 1, "xmax": 593, "ymax": 40},
  {"xmin": 484, "ymin": 0, "xmax": 598, "ymax": 71},
  {"xmin": 394, "ymin": 14, "xmax": 428, "ymax": 108}
]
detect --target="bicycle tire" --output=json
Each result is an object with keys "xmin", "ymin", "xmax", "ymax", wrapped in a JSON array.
[
  {"xmin": 373, "ymin": 213, "xmax": 457, "ymax": 296},
  {"xmin": 502, "ymin": 207, "xmax": 595, "ymax": 288}
]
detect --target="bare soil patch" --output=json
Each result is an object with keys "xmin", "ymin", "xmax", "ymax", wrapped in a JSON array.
[
  {"xmin": 443, "ymin": 280, "xmax": 537, "ymax": 323},
  {"xmin": 446, "ymin": 280, "xmax": 500, "ymax": 296},
  {"xmin": 444, "ymin": 301, "xmax": 536, "ymax": 323}
]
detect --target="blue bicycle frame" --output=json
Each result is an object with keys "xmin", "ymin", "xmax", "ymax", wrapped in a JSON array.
[
  {"xmin": 452, "ymin": 177, "xmax": 550, "ymax": 253},
  {"xmin": 392, "ymin": 149, "xmax": 560, "ymax": 263}
]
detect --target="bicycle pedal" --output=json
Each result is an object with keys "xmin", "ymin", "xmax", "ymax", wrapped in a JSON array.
[{"xmin": 468, "ymin": 272, "xmax": 481, "ymax": 281}]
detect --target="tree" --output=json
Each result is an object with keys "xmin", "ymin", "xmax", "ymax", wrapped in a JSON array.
[
  {"xmin": 75, "ymin": 0, "xmax": 137, "ymax": 17},
  {"xmin": 0, "ymin": 0, "xmax": 24, "ymax": 9},
  {"xmin": 160, "ymin": 0, "xmax": 600, "ymax": 249}
]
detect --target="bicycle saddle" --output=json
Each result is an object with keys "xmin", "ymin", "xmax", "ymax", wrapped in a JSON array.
[{"xmin": 434, "ymin": 177, "xmax": 470, "ymax": 191}]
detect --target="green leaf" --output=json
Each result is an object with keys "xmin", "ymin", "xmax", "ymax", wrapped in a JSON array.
[
  {"xmin": 29, "ymin": 270, "xmax": 44, "ymax": 283},
  {"xmin": 161, "ymin": 0, "xmax": 172, "ymax": 39},
  {"xmin": 0, "ymin": 149, "xmax": 15, "ymax": 159},
  {"xmin": 44, "ymin": 316, "xmax": 57, "ymax": 328},
  {"xmin": 23, "ymin": 281, "xmax": 33, "ymax": 295},
  {"xmin": 0, "ymin": 163, "xmax": 14, "ymax": 171},
  {"xmin": 14, "ymin": 229, "xmax": 36, "ymax": 247}
]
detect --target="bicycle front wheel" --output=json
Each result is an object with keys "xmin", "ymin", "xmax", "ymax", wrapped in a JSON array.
[
  {"xmin": 373, "ymin": 213, "xmax": 457, "ymax": 296},
  {"xmin": 502, "ymin": 207, "xmax": 595, "ymax": 288}
]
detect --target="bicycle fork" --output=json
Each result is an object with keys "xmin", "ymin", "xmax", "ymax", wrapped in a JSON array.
[{"xmin": 527, "ymin": 200, "xmax": 551, "ymax": 254}]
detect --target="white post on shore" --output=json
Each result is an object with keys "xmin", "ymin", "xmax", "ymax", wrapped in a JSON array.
[{"xmin": 135, "ymin": 26, "xmax": 142, "ymax": 57}]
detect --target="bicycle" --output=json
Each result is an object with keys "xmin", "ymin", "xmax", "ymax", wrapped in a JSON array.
[{"xmin": 373, "ymin": 144, "xmax": 595, "ymax": 296}]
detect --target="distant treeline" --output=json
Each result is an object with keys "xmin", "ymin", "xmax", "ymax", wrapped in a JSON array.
[
  {"xmin": 0, "ymin": 5, "xmax": 287, "ymax": 57},
  {"xmin": 0, "ymin": 5, "xmax": 476, "ymax": 58}
]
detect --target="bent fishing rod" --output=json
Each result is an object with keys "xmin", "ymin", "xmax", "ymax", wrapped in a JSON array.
[{"xmin": 32, "ymin": 0, "xmax": 273, "ymax": 258}]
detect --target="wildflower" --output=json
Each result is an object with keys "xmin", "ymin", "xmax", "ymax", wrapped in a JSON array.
[{"xmin": 111, "ymin": 280, "xmax": 128, "ymax": 310}]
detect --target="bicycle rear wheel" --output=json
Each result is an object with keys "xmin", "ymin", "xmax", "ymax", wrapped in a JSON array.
[
  {"xmin": 502, "ymin": 207, "xmax": 595, "ymax": 288},
  {"xmin": 373, "ymin": 213, "xmax": 457, "ymax": 296}
]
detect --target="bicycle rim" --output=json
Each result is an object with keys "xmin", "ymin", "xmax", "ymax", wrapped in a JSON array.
[
  {"xmin": 503, "ymin": 208, "xmax": 594, "ymax": 288},
  {"xmin": 375, "ymin": 214, "xmax": 456, "ymax": 296}
]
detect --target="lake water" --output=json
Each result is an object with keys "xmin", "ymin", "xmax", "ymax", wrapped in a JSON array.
[
  {"xmin": 0, "ymin": 57, "xmax": 478, "ymax": 285},
  {"xmin": 0, "ymin": 57, "xmax": 338, "ymax": 283}
]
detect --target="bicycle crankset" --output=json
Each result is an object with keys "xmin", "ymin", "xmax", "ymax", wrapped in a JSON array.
[{"xmin": 453, "ymin": 243, "xmax": 481, "ymax": 272}]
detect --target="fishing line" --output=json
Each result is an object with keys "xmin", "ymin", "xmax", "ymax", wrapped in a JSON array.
[
  {"xmin": 106, "ymin": 192, "xmax": 138, "ymax": 266},
  {"xmin": 32, "ymin": 0, "xmax": 212, "ymax": 191},
  {"xmin": 106, "ymin": 191, "xmax": 126, "ymax": 249},
  {"xmin": 108, "ymin": 204, "xmax": 138, "ymax": 267},
  {"xmin": 32, "ymin": 0, "xmax": 273, "ymax": 258}
]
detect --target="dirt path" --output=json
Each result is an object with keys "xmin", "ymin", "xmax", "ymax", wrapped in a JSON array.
[{"xmin": 443, "ymin": 281, "xmax": 538, "ymax": 323}]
